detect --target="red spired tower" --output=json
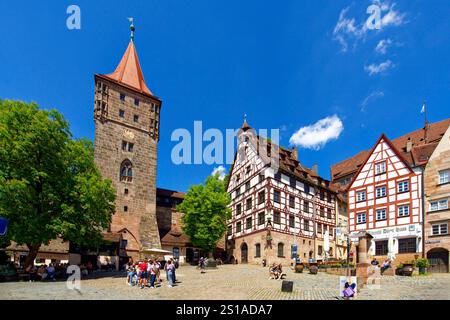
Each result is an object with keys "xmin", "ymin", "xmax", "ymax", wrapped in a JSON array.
[{"xmin": 93, "ymin": 19, "xmax": 162, "ymax": 259}]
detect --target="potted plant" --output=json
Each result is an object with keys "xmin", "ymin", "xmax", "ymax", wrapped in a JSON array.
[{"xmin": 415, "ymin": 258, "xmax": 429, "ymax": 274}]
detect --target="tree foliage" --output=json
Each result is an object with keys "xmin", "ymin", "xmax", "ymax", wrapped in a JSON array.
[
  {"xmin": 0, "ymin": 100, "xmax": 115, "ymax": 266},
  {"xmin": 177, "ymin": 174, "xmax": 231, "ymax": 254}
]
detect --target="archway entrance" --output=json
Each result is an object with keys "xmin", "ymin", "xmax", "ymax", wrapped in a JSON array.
[
  {"xmin": 427, "ymin": 248, "xmax": 449, "ymax": 273},
  {"xmin": 241, "ymin": 243, "xmax": 248, "ymax": 264}
]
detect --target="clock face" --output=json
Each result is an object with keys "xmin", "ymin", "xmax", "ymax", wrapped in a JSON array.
[{"xmin": 123, "ymin": 130, "xmax": 135, "ymax": 140}]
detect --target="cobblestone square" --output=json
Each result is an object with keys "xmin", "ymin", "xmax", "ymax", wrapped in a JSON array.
[{"xmin": 1, "ymin": 265, "xmax": 449, "ymax": 300}]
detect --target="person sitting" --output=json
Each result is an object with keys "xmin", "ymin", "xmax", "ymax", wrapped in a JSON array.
[
  {"xmin": 46, "ymin": 264, "xmax": 56, "ymax": 281},
  {"xmin": 371, "ymin": 258, "xmax": 379, "ymax": 267},
  {"xmin": 277, "ymin": 264, "xmax": 286, "ymax": 280},
  {"xmin": 380, "ymin": 260, "xmax": 391, "ymax": 274},
  {"xmin": 268, "ymin": 263, "xmax": 278, "ymax": 280}
]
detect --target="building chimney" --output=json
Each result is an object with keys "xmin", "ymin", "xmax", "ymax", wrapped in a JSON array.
[
  {"xmin": 406, "ymin": 137, "xmax": 413, "ymax": 153},
  {"xmin": 312, "ymin": 164, "xmax": 318, "ymax": 175},
  {"xmin": 291, "ymin": 146, "xmax": 298, "ymax": 160}
]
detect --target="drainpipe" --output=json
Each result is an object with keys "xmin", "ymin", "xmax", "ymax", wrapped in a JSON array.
[{"xmin": 421, "ymin": 168, "xmax": 426, "ymax": 259}]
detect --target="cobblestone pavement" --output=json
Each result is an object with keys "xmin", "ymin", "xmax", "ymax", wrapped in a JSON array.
[{"xmin": 1, "ymin": 265, "xmax": 449, "ymax": 300}]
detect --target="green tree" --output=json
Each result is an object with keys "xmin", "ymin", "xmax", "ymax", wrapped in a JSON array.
[
  {"xmin": 177, "ymin": 174, "xmax": 231, "ymax": 255},
  {"xmin": 0, "ymin": 100, "xmax": 115, "ymax": 268}
]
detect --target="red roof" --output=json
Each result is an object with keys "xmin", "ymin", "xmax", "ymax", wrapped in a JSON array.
[
  {"xmin": 100, "ymin": 41, "xmax": 153, "ymax": 96},
  {"xmin": 331, "ymin": 119, "xmax": 450, "ymax": 181}
]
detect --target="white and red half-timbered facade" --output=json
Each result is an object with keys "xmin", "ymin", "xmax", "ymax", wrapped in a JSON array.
[
  {"xmin": 348, "ymin": 134, "xmax": 423, "ymax": 262},
  {"xmin": 226, "ymin": 120, "xmax": 339, "ymax": 266}
]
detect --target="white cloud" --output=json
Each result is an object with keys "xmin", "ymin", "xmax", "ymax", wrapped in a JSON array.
[
  {"xmin": 289, "ymin": 115, "xmax": 344, "ymax": 151},
  {"xmin": 333, "ymin": 2, "xmax": 406, "ymax": 52},
  {"xmin": 375, "ymin": 38, "xmax": 392, "ymax": 54},
  {"xmin": 364, "ymin": 60, "xmax": 395, "ymax": 75},
  {"xmin": 360, "ymin": 91, "xmax": 385, "ymax": 111},
  {"xmin": 211, "ymin": 165, "xmax": 226, "ymax": 180}
]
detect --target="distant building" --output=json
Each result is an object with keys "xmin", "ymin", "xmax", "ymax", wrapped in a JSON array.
[
  {"xmin": 226, "ymin": 120, "xmax": 339, "ymax": 266},
  {"xmin": 424, "ymin": 125, "xmax": 450, "ymax": 272},
  {"xmin": 331, "ymin": 119, "xmax": 450, "ymax": 268}
]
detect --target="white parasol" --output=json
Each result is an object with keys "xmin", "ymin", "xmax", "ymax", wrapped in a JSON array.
[{"xmin": 140, "ymin": 248, "xmax": 172, "ymax": 255}]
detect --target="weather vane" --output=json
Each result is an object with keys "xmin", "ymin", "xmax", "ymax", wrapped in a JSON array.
[{"xmin": 127, "ymin": 17, "xmax": 135, "ymax": 41}]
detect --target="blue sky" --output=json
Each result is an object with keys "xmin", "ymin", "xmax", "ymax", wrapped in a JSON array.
[{"xmin": 0, "ymin": 1, "xmax": 449, "ymax": 192}]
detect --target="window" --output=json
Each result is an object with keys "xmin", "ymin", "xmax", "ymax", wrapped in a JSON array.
[
  {"xmin": 398, "ymin": 181, "xmax": 409, "ymax": 193},
  {"xmin": 327, "ymin": 193, "xmax": 332, "ymax": 203},
  {"xmin": 376, "ymin": 209, "xmax": 387, "ymax": 221},
  {"xmin": 128, "ymin": 143, "xmax": 134, "ymax": 152},
  {"xmin": 320, "ymin": 207, "xmax": 325, "ymax": 217},
  {"xmin": 289, "ymin": 195, "xmax": 295, "ymax": 208},
  {"xmin": 277, "ymin": 243, "xmax": 284, "ymax": 257},
  {"xmin": 245, "ymin": 181, "xmax": 250, "ymax": 191},
  {"xmin": 356, "ymin": 191, "xmax": 366, "ymax": 202},
  {"xmin": 236, "ymin": 174, "xmax": 241, "ymax": 184},
  {"xmin": 246, "ymin": 165, "xmax": 251, "ymax": 175},
  {"xmin": 320, "ymin": 190, "xmax": 325, "ymax": 201},
  {"xmin": 246, "ymin": 217, "xmax": 252, "ymax": 230},
  {"xmin": 318, "ymin": 245, "xmax": 323, "ymax": 256},
  {"xmin": 290, "ymin": 177, "xmax": 296, "ymax": 188},
  {"xmin": 122, "ymin": 141, "xmax": 134, "ymax": 152},
  {"xmin": 273, "ymin": 211, "xmax": 281, "ymax": 224},
  {"xmin": 258, "ymin": 191, "xmax": 265, "ymax": 204},
  {"xmin": 124, "ymin": 206, "xmax": 128, "ymax": 212},
  {"xmin": 357, "ymin": 213, "xmax": 366, "ymax": 224},
  {"xmin": 274, "ymin": 172, "xmax": 281, "ymax": 181},
  {"xmin": 235, "ymin": 187, "xmax": 241, "ymax": 197},
  {"xmin": 304, "ymin": 184, "xmax": 310, "ymax": 194},
  {"xmin": 317, "ymin": 223, "xmax": 322, "ymax": 234},
  {"xmin": 255, "ymin": 243, "xmax": 261, "ymax": 258},
  {"xmin": 398, "ymin": 205, "xmax": 410, "ymax": 217},
  {"xmin": 376, "ymin": 186, "xmax": 387, "ymax": 198},
  {"xmin": 375, "ymin": 161, "xmax": 386, "ymax": 175},
  {"xmin": 303, "ymin": 201, "xmax": 309, "ymax": 213},
  {"xmin": 432, "ymin": 223, "xmax": 448, "ymax": 236},
  {"xmin": 236, "ymin": 204, "xmax": 242, "ymax": 216},
  {"xmin": 327, "ymin": 208, "xmax": 332, "ymax": 219},
  {"xmin": 120, "ymin": 160, "xmax": 133, "ymax": 182},
  {"xmin": 304, "ymin": 220, "xmax": 309, "ymax": 231},
  {"xmin": 430, "ymin": 199, "xmax": 448, "ymax": 212},
  {"xmin": 227, "ymin": 225, "xmax": 232, "ymax": 235},
  {"xmin": 236, "ymin": 222, "xmax": 242, "ymax": 233},
  {"xmin": 289, "ymin": 215, "xmax": 295, "ymax": 228},
  {"xmin": 259, "ymin": 173, "xmax": 265, "ymax": 183},
  {"xmin": 134, "ymin": 98, "xmax": 139, "ymax": 106},
  {"xmin": 398, "ymin": 238, "xmax": 416, "ymax": 254},
  {"xmin": 439, "ymin": 170, "xmax": 450, "ymax": 184},
  {"xmin": 258, "ymin": 212, "xmax": 265, "ymax": 225},
  {"xmin": 273, "ymin": 190, "xmax": 281, "ymax": 203},
  {"xmin": 375, "ymin": 240, "xmax": 388, "ymax": 255},
  {"xmin": 124, "ymin": 188, "xmax": 129, "ymax": 195},
  {"xmin": 246, "ymin": 198, "xmax": 252, "ymax": 211},
  {"xmin": 173, "ymin": 247, "xmax": 180, "ymax": 259},
  {"xmin": 119, "ymin": 109, "xmax": 125, "ymax": 118},
  {"xmin": 120, "ymin": 93, "xmax": 125, "ymax": 101},
  {"xmin": 133, "ymin": 115, "xmax": 139, "ymax": 122}
]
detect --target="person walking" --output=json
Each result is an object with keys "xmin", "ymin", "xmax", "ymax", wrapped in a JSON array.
[
  {"xmin": 166, "ymin": 260, "xmax": 175, "ymax": 288},
  {"xmin": 149, "ymin": 260, "xmax": 158, "ymax": 289}
]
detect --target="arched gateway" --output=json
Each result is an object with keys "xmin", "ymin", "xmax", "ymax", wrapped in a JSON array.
[{"xmin": 427, "ymin": 248, "xmax": 449, "ymax": 273}]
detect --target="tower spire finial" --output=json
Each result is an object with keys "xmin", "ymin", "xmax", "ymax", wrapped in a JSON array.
[{"xmin": 127, "ymin": 17, "xmax": 135, "ymax": 41}]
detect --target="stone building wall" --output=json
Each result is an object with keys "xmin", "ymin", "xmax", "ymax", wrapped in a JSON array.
[{"xmin": 94, "ymin": 77, "xmax": 162, "ymax": 259}]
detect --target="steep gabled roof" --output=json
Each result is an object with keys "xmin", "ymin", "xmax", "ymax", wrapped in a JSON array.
[
  {"xmin": 331, "ymin": 118, "xmax": 450, "ymax": 181},
  {"xmin": 99, "ymin": 41, "xmax": 153, "ymax": 96}
]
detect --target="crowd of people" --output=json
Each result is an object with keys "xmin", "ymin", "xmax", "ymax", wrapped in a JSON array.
[
  {"xmin": 125, "ymin": 258, "xmax": 179, "ymax": 289},
  {"xmin": 25, "ymin": 263, "xmax": 71, "ymax": 281}
]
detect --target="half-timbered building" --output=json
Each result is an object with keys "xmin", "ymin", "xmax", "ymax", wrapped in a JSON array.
[{"xmin": 226, "ymin": 120, "xmax": 338, "ymax": 266}]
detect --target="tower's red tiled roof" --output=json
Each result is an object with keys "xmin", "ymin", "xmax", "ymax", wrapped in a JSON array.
[
  {"xmin": 100, "ymin": 41, "xmax": 153, "ymax": 96},
  {"xmin": 331, "ymin": 118, "xmax": 450, "ymax": 181}
]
